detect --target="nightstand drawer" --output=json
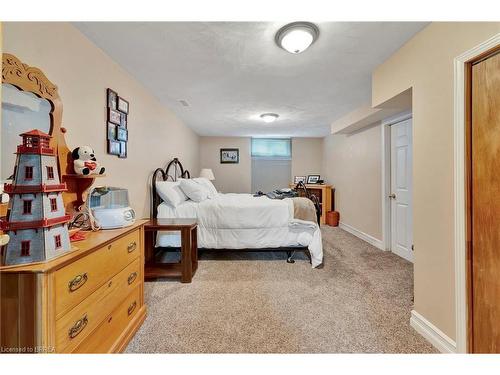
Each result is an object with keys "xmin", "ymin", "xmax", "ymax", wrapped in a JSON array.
[
  {"xmin": 55, "ymin": 257, "xmax": 140, "ymax": 352},
  {"xmin": 74, "ymin": 285, "xmax": 142, "ymax": 353},
  {"xmin": 54, "ymin": 229, "xmax": 140, "ymax": 318}
]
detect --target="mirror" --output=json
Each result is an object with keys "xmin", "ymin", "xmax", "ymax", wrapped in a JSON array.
[{"xmin": 1, "ymin": 83, "xmax": 52, "ymax": 181}]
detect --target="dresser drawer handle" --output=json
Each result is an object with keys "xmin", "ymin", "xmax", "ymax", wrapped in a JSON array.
[
  {"xmin": 68, "ymin": 314, "xmax": 88, "ymax": 339},
  {"xmin": 127, "ymin": 272, "xmax": 138, "ymax": 285},
  {"xmin": 127, "ymin": 242, "xmax": 137, "ymax": 253},
  {"xmin": 128, "ymin": 301, "xmax": 137, "ymax": 316},
  {"xmin": 68, "ymin": 273, "xmax": 88, "ymax": 292}
]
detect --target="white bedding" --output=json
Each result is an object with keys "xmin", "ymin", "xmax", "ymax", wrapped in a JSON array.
[{"xmin": 156, "ymin": 193, "xmax": 323, "ymax": 268}]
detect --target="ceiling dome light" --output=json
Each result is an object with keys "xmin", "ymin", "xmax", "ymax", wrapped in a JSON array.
[
  {"xmin": 275, "ymin": 22, "xmax": 319, "ymax": 54},
  {"xmin": 260, "ymin": 113, "xmax": 279, "ymax": 123}
]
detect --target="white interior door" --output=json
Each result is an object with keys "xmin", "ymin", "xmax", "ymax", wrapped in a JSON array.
[{"xmin": 390, "ymin": 118, "xmax": 413, "ymax": 262}]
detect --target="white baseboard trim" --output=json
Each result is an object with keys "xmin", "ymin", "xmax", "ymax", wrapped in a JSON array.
[
  {"xmin": 410, "ymin": 310, "xmax": 457, "ymax": 353},
  {"xmin": 338, "ymin": 221, "xmax": 384, "ymax": 250}
]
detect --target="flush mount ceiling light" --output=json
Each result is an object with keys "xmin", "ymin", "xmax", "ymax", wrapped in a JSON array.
[
  {"xmin": 275, "ymin": 22, "xmax": 319, "ymax": 54},
  {"xmin": 260, "ymin": 113, "xmax": 279, "ymax": 123}
]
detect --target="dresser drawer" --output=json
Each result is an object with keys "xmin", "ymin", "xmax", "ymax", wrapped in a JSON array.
[
  {"xmin": 73, "ymin": 284, "xmax": 142, "ymax": 353},
  {"xmin": 55, "ymin": 257, "xmax": 141, "ymax": 352},
  {"xmin": 54, "ymin": 229, "xmax": 140, "ymax": 318}
]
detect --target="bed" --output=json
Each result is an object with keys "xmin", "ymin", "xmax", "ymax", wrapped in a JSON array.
[{"xmin": 151, "ymin": 158, "xmax": 323, "ymax": 268}]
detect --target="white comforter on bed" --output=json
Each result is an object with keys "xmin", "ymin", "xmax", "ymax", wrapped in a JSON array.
[{"xmin": 156, "ymin": 193, "xmax": 323, "ymax": 268}]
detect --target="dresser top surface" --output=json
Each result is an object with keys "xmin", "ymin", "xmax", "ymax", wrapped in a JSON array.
[{"xmin": 0, "ymin": 220, "xmax": 146, "ymax": 274}]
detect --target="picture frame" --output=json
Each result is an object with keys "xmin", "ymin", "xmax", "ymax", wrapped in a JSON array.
[
  {"xmin": 220, "ymin": 148, "xmax": 239, "ymax": 164},
  {"xmin": 107, "ymin": 122, "xmax": 117, "ymax": 140},
  {"xmin": 117, "ymin": 126, "xmax": 128, "ymax": 141},
  {"xmin": 307, "ymin": 174, "xmax": 321, "ymax": 184},
  {"xmin": 117, "ymin": 96, "xmax": 129, "ymax": 114},
  {"xmin": 119, "ymin": 141, "xmax": 127, "ymax": 159},
  {"xmin": 108, "ymin": 108, "xmax": 121, "ymax": 125},
  {"xmin": 108, "ymin": 140, "xmax": 121, "ymax": 155},
  {"xmin": 106, "ymin": 88, "xmax": 129, "ymax": 158},
  {"xmin": 120, "ymin": 112, "xmax": 127, "ymax": 128},
  {"xmin": 294, "ymin": 176, "xmax": 306, "ymax": 184},
  {"xmin": 107, "ymin": 88, "xmax": 118, "ymax": 110}
]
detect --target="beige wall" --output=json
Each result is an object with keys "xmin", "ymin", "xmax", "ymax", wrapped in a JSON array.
[
  {"xmin": 322, "ymin": 124, "xmax": 382, "ymax": 240},
  {"xmin": 199, "ymin": 137, "xmax": 323, "ymax": 193},
  {"xmin": 2, "ymin": 22, "xmax": 199, "ymax": 217},
  {"xmin": 199, "ymin": 137, "xmax": 251, "ymax": 193},
  {"xmin": 372, "ymin": 22, "xmax": 500, "ymax": 340},
  {"xmin": 291, "ymin": 138, "xmax": 323, "ymax": 179}
]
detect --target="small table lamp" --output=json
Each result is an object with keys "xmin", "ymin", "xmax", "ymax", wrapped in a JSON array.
[{"xmin": 199, "ymin": 168, "xmax": 215, "ymax": 181}]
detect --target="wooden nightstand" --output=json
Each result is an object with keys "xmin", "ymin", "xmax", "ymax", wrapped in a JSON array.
[{"xmin": 143, "ymin": 218, "xmax": 198, "ymax": 283}]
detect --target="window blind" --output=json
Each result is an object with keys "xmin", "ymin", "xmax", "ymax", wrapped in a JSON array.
[{"xmin": 251, "ymin": 138, "xmax": 291, "ymax": 159}]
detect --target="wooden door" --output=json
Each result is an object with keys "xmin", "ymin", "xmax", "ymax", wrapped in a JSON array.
[
  {"xmin": 470, "ymin": 51, "xmax": 500, "ymax": 353},
  {"xmin": 390, "ymin": 118, "xmax": 413, "ymax": 262}
]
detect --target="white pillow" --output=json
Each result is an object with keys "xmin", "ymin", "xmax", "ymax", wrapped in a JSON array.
[
  {"xmin": 179, "ymin": 179, "xmax": 209, "ymax": 202},
  {"xmin": 193, "ymin": 177, "xmax": 218, "ymax": 198},
  {"xmin": 155, "ymin": 181, "xmax": 188, "ymax": 207}
]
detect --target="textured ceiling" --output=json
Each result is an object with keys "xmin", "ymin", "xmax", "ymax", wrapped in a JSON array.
[{"xmin": 74, "ymin": 22, "xmax": 427, "ymax": 137}]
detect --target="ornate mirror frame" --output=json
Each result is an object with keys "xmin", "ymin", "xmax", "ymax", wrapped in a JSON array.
[
  {"xmin": 2, "ymin": 53, "xmax": 63, "ymax": 143},
  {"xmin": 1, "ymin": 53, "xmax": 88, "ymax": 215}
]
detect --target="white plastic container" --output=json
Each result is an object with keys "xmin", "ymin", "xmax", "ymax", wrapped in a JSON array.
[{"xmin": 89, "ymin": 187, "xmax": 136, "ymax": 229}]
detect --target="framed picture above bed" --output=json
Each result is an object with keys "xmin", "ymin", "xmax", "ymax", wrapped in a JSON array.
[{"xmin": 220, "ymin": 148, "xmax": 239, "ymax": 164}]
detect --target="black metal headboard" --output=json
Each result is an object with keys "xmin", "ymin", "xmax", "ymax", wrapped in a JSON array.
[{"xmin": 151, "ymin": 158, "xmax": 191, "ymax": 218}]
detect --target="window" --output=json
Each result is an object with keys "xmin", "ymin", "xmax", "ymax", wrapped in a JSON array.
[
  {"xmin": 251, "ymin": 138, "xmax": 292, "ymax": 193},
  {"xmin": 21, "ymin": 241, "xmax": 30, "ymax": 256},
  {"xmin": 54, "ymin": 235, "xmax": 62, "ymax": 249},
  {"xmin": 23, "ymin": 200, "xmax": 32, "ymax": 215},
  {"xmin": 25, "ymin": 136, "xmax": 39, "ymax": 148},
  {"xmin": 46, "ymin": 166, "xmax": 54, "ymax": 180},
  {"xmin": 251, "ymin": 138, "xmax": 292, "ymax": 159},
  {"xmin": 25, "ymin": 166, "xmax": 33, "ymax": 179},
  {"xmin": 50, "ymin": 198, "xmax": 57, "ymax": 212}
]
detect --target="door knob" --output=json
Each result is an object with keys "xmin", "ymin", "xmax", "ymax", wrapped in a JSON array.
[{"xmin": 388, "ymin": 193, "xmax": 396, "ymax": 199}]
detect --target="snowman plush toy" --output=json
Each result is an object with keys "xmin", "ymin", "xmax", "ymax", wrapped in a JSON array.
[{"xmin": 71, "ymin": 146, "xmax": 106, "ymax": 176}]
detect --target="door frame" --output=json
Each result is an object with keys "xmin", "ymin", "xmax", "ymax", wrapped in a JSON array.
[
  {"xmin": 453, "ymin": 33, "xmax": 500, "ymax": 354},
  {"xmin": 381, "ymin": 111, "xmax": 412, "ymax": 253}
]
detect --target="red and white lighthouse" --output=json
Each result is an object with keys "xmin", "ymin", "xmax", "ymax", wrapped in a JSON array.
[{"xmin": 1, "ymin": 130, "xmax": 71, "ymax": 265}]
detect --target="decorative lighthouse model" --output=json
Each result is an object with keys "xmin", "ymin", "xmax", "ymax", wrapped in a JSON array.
[{"xmin": 0, "ymin": 130, "xmax": 71, "ymax": 265}]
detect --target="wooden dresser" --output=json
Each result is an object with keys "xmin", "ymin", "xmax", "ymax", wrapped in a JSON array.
[{"xmin": 0, "ymin": 221, "xmax": 146, "ymax": 353}]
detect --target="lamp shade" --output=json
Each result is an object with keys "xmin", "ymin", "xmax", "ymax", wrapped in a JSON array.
[{"xmin": 199, "ymin": 168, "xmax": 215, "ymax": 181}]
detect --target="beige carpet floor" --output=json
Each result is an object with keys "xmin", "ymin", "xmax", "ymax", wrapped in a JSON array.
[{"xmin": 126, "ymin": 226, "xmax": 437, "ymax": 353}]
